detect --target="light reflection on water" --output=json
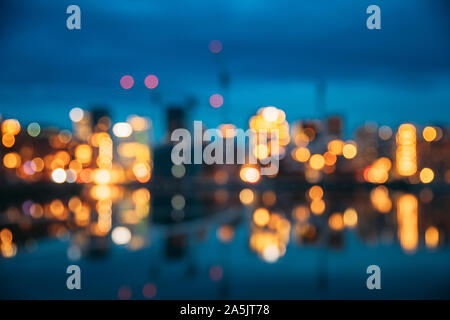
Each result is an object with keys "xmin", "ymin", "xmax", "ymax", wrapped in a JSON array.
[{"xmin": 0, "ymin": 184, "xmax": 449, "ymax": 299}]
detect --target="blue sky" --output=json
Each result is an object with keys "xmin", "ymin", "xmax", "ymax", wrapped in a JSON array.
[{"xmin": 0, "ymin": 0, "xmax": 449, "ymax": 140}]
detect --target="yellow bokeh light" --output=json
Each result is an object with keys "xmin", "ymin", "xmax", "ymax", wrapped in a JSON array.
[
  {"xmin": 310, "ymin": 199, "xmax": 325, "ymax": 215},
  {"xmin": 2, "ymin": 134, "xmax": 15, "ymax": 148},
  {"xmin": 327, "ymin": 139, "xmax": 344, "ymax": 155},
  {"xmin": 293, "ymin": 147, "xmax": 310, "ymax": 162},
  {"xmin": 0, "ymin": 228, "xmax": 13, "ymax": 243},
  {"xmin": 239, "ymin": 188, "xmax": 254, "ymax": 205},
  {"xmin": 323, "ymin": 152, "xmax": 337, "ymax": 166},
  {"xmin": 370, "ymin": 186, "xmax": 392, "ymax": 213},
  {"xmin": 419, "ymin": 168, "xmax": 434, "ymax": 184},
  {"xmin": 308, "ymin": 185, "xmax": 323, "ymax": 200},
  {"xmin": 94, "ymin": 169, "xmax": 111, "ymax": 184},
  {"xmin": 31, "ymin": 157, "xmax": 44, "ymax": 172},
  {"xmin": 1, "ymin": 119, "xmax": 21, "ymax": 135},
  {"xmin": 342, "ymin": 143, "xmax": 357, "ymax": 159},
  {"xmin": 309, "ymin": 154, "xmax": 325, "ymax": 170},
  {"xmin": 422, "ymin": 126, "xmax": 436, "ymax": 142},
  {"xmin": 240, "ymin": 166, "xmax": 261, "ymax": 184},
  {"xmin": 343, "ymin": 208, "xmax": 358, "ymax": 227},
  {"xmin": 3, "ymin": 152, "xmax": 21, "ymax": 169},
  {"xmin": 397, "ymin": 194, "xmax": 418, "ymax": 253},
  {"xmin": 253, "ymin": 208, "xmax": 270, "ymax": 227},
  {"xmin": 328, "ymin": 213, "xmax": 344, "ymax": 231},
  {"xmin": 75, "ymin": 144, "xmax": 92, "ymax": 164},
  {"xmin": 133, "ymin": 162, "xmax": 151, "ymax": 183},
  {"xmin": 425, "ymin": 226, "xmax": 439, "ymax": 249},
  {"xmin": 253, "ymin": 144, "xmax": 269, "ymax": 159}
]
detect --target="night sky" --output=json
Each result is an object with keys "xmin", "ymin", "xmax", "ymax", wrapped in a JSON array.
[{"xmin": 0, "ymin": 0, "xmax": 449, "ymax": 140}]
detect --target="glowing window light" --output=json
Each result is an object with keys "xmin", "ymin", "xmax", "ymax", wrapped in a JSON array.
[
  {"xmin": 419, "ymin": 168, "xmax": 434, "ymax": 184},
  {"xmin": 396, "ymin": 123, "xmax": 417, "ymax": 176},
  {"xmin": 262, "ymin": 106, "xmax": 279, "ymax": 122},
  {"xmin": 27, "ymin": 122, "xmax": 41, "ymax": 137},
  {"xmin": 51, "ymin": 168, "xmax": 67, "ymax": 183},
  {"xmin": 69, "ymin": 108, "xmax": 84, "ymax": 122},
  {"xmin": 309, "ymin": 154, "xmax": 325, "ymax": 170},
  {"xmin": 3, "ymin": 152, "xmax": 21, "ymax": 169},
  {"xmin": 397, "ymin": 194, "xmax": 418, "ymax": 253},
  {"xmin": 239, "ymin": 188, "xmax": 254, "ymax": 205},
  {"xmin": 342, "ymin": 143, "xmax": 357, "ymax": 159},
  {"xmin": 425, "ymin": 226, "xmax": 439, "ymax": 249},
  {"xmin": 343, "ymin": 208, "xmax": 358, "ymax": 228},
  {"xmin": 253, "ymin": 208, "xmax": 270, "ymax": 227},
  {"xmin": 422, "ymin": 126, "xmax": 436, "ymax": 142},
  {"xmin": 113, "ymin": 122, "xmax": 133, "ymax": 138},
  {"xmin": 111, "ymin": 226, "xmax": 131, "ymax": 245},
  {"xmin": 209, "ymin": 94, "xmax": 223, "ymax": 108},
  {"xmin": 144, "ymin": 75, "xmax": 158, "ymax": 89}
]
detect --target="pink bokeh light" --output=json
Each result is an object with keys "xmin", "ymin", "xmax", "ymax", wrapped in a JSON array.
[
  {"xmin": 120, "ymin": 75, "xmax": 134, "ymax": 89},
  {"xmin": 209, "ymin": 93, "xmax": 224, "ymax": 108},
  {"xmin": 142, "ymin": 283, "xmax": 157, "ymax": 299},
  {"xmin": 118, "ymin": 286, "xmax": 132, "ymax": 300},
  {"xmin": 208, "ymin": 40, "xmax": 222, "ymax": 54},
  {"xmin": 145, "ymin": 75, "xmax": 159, "ymax": 89}
]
